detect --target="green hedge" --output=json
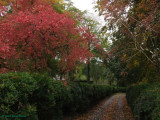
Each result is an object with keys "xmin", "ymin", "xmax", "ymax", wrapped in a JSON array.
[
  {"xmin": 126, "ymin": 83, "xmax": 160, "ymax": 120},
  {"xmin": 31, "ymin": 73, "xmax": 68, "ymax": 120},
  {"xmin": 0, "ymin": 72, "xmax": 126, "ymax": 120},
  {"xmin": 126, "ymin": 84, "xmax": 149, "ymax": 109},
  {"xmin": 63, "ymin": 84, "xmax": 117, "ymax": 114},
  {"xmin": 0, "ymin": 72, "xmax": 38, "ymax": 120}
]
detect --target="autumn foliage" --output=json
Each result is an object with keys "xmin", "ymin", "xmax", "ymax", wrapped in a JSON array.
[{"xmin": 0, "ymin": 0, "xmax": 93, "ymax": 73}]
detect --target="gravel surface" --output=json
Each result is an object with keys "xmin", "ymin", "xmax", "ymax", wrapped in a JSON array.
[{"xmin": 73, "ymin": 93, "xmax": 135, "ymax": 120}]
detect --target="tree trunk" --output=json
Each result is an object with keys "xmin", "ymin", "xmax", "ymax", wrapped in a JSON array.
[{"xmin": 87, "ymin": 61, "xmax": 90, "ymax": 83}]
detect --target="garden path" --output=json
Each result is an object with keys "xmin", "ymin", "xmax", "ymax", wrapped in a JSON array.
[{"xmin": 74, "ymin": 93, "xmax": 135, "ymax": 120}]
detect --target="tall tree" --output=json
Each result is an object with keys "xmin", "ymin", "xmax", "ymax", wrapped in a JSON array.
[
  {"xmin": 79, "ymin": 16, "xmax": 102, "ymax": 82},
  {"xmin": 0, "ymin": 0, "xmax": 91, "ymax": 73},
  {"xmin": 96, "ymin": 0, "xmax": 160, "ymax": 61},
  {"xmin": 96, "ymin": 0, "xmax": 160, "ymax": 84}
]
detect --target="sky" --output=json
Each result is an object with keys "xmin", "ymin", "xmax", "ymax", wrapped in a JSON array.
[{"xmin": 71, "ymin": 0, "xmax": 105, "ymax": 26}]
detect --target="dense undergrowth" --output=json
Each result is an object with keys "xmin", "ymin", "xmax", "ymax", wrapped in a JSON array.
[
  {"xmin": 0, "ymin": 72, "xmax": 125, "ymax": 120},
  {"xmin": 126, "ymin": 83, "xmax": 160, "ymax": 120}
]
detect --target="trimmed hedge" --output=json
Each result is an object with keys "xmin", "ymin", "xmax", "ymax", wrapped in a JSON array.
[
  {"xmin": 63, "ymin": 84, "xmax": 121, "ymax": 114},
  {"xmin": 0, "ymin": 72, "xmax": 126, "ymax": 120},
  {"xmin": 126, "ymin": 83, "xmax": 160, "ymax": 120},
  {"xmin": 126, "ymin": 84, "xmax": 149, "ymax": 109},
  {"xmin": 32, "ymin": 73, "xmax": 68, "ymax": 120}
]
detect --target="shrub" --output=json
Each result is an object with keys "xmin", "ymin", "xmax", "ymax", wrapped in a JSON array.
[
  {"xmin": 63, "ymin": 83, "xmax": 126, "ymax": 115},
  {"xmin": 133, "ymin": 83, "xmax": 160, "ymax": 120},
  {"xmin": 112, "ymin": 86, "xmax": 127, "ymax": 93},
  {"xmin": 126, "ymin": 83, "xmax": 160, "ymax": 120},
  {"xmin": 31, "ymin": 73, "xmax": 68, "ymax": 120},
  {"xmin": 126, "ymin": 84, "xmax": 149, "ymax": 109},
  {"xmin": 0, "ymin": 72, "xmax": 38, "ymax": 120},
  {"xmin": 0, "ymin": 72, "xmax": 126, "ymax": 120}
]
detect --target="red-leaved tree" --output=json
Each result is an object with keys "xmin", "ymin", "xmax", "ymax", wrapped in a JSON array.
[{"xmin": 0, "ymin": 1, "xmax": 91, "ymax": 73}]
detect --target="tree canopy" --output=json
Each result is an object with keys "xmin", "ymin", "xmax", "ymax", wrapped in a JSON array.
[
  {"xmin": 95, "ymin": 0, "xmax": 160, "ymax": 85},
  {"xmin": 0, "ymin": 0, "xmax": 96, "ymax": 73}
]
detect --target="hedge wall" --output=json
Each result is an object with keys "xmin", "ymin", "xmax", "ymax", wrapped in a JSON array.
[
  {"xmin": 0, "ymin": 72, "xmax": 126, "ymax": 120},
  {"xmin": 126, "ymin": 83, "xmax": 160, "ymax": 120},
  {"xmin": 0, "ymin": 72, "xmax": 38, "ymax": 120}
]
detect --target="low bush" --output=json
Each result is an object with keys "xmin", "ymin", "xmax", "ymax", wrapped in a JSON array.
[
  {"xmin": 0, "ymin": 72, "xmax": 38, "ymax": 120},
  {"xmin": 112, "ymin": 86, "xmax": 127, "ymax": 93},
  {"xmin": 126, "ymin": 83, "xmax": 160, "ymax": 120},
  {"xmin": 63, "ymin": 84, "xmax": 114, "ymax": 114},
  {"xmin": 31, "ymin": 73, "xmax": 68, "ymax": 120},
  {"xmin": 126, "ymin": 84, "xmax": 149, "ymax": 109},
  {"xmin": 0, "ymin": 72, "xmax": 126, "ymax": 120},
  {"xmin": 35, "ymin": 82, "xmax": 126, "ymax": 119}
]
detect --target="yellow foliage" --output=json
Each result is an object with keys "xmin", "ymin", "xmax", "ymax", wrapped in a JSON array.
[
  {"xmin": 133, "ymin": 60, "xmax": 139, "ymax": 67},
  {"xmin": 54, "ymin": 0, "xmax": 63, "ymax": 4},
  {"xmin": 137, "ymin": 78, "xmax": 148, "ymax": 85},
  {"xmin": 122, "ymin": 54, "xmax": 127, "ymax": 61},
  {"xmin": 43, "ymin": 0, "xmax": 64, "ymax": 4},
  {"xmin": 0, "ymin": 0, "xmax": 9, "ymax": 6}
]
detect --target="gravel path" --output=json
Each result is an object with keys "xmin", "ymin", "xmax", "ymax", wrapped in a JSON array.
[{"xmin": 74, "ymin": 93, "xmax": 135, "ymax": 120}]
